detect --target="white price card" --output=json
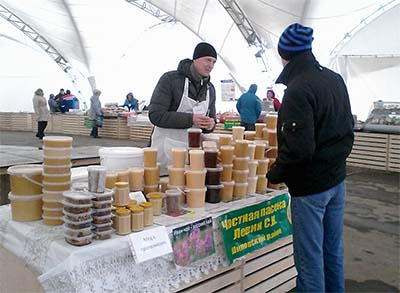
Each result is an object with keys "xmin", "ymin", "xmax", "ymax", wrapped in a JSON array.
[
  {"xmin": 128, "ymin": 226, "xmax": 173, "ymax": 263},
  {"xmin": 129, "ymin": 191, "xmax": 147, "ymax": 204}
]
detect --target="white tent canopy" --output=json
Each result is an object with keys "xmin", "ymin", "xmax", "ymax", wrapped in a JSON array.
[{"xmin": 0, "ymin": 0, "xmax": 399, "ymax": 120}]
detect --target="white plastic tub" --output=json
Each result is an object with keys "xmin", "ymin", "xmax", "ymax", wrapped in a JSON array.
[{"xmin": 99, "ymin": 147, "xmax": 144, "ymax": 171}]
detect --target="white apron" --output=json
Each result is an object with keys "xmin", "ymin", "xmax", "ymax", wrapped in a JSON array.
[{"xmin": 151, "ymin": 78, "xmax": 210, "ymax": 175}]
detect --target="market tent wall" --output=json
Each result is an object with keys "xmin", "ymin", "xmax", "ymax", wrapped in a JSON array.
[{"xmin": 0, "ymin": 0, "xmax": 399, "ymax": 120}]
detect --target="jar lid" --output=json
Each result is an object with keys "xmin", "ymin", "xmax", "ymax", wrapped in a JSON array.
[
  {"xmin": 115, "ymin": 182, "xmax": 129, "ymax": 188},
  {"xmin": 140, "ymin": 202, "xmax": 153, "ymax": 208},
  {"xmin": 129, "ymin": 199, "xmax": 137, "ymax": 205},
  {"xmin": 116, "ymin": 208, "xmax": 131, "ymax": 216},
  {"xmin": 130, "ymin": 206, "xmax": 144, "ymax": 213},
  {"xmin": 147, "ymin": 192, "xmax": 163, "ymax": 199}
]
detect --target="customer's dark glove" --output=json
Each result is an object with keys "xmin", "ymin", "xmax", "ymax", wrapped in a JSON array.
[{"xmin": 266, "ymin": 162, "xmax": 285, "ymax": 184}]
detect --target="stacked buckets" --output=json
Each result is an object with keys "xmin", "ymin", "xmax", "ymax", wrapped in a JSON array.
[
  {"xmin": 42, "ymin": 136, "xmax": 73, "ymax": 225},
  {"xmin": 7, "ymin": 164, "xmax": 43, "ymax": 221}
]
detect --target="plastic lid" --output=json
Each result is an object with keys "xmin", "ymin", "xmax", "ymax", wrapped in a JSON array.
[
  {"xmin": 143, "ymin": 147, "xmax": 157, "ymax": 152},
  {"xmin": 147, "ymin": 192, "xmax": 163, "ymax": 199},
  {"xmin": 185, "ymin": 169, "xmax": 206, "ymax": 174},
  {"xmin": 168, "ymin": 166, "xmax": 186, "ymax": 172},
  {"xmin": 185, "ymin": 187, "xmax": 207, "ymax": 192},
  {"xmin": 206, "ymin": 184, "xmax": 224, "ymax": 189},
  {"xmin": 90, "ymin": 189, "xmax": 114, "ymax": 198},
  {"xmin": 92, "ymin": 221, "xmax": 113, "ymax": 228},
  {"xmin": 115, "ymin": 182, "xmax": 129, "ymax": 188},
  {"xmin": 62, "ymin": 200, "xmax": 92, "ymax": 208},
  {"xmin": 116, "ymin": 208, "xmax": 131, "ymax": 216},
  {"xmin": 63, "ymin": 209, "xmax": 93, "ymax": 218},
  {"xmin": 99, "ymin": 147, "xmax": 143, "ymax": 158},
  {"xmin": 93, "ymin": 207, "xmax": 112, "ymax": 213},
  {"xmin": 43, "ymin": 172, "xmax": 71, "ymax": 177},
  {"xmin": 221, "ymin": 180, "xmax": 235, "ymax": 186},
  {"xmin": 234, "ymin": 182, "xmax": 249, "ymax": 187},
  {"xmin": 62, "ymin": 216, "xmax": 92, "ymax": 225},
  {"xmin": 145, "ymin": 184, "xmax": 160, "ymax": 188},
  {"xmin": 249, "ymin": 160, "xmax": 259, "ymax": 166},
  {"xmin": 42, "ymin": 163, "xmax": 72, "ymax": 169},
  {"xmin": 64, "ymin": 234, "xmax": 93, "ymax": 241},
  {"xmin": 42, "ymin": 189, "xmax": 65, "ymax": 195},
  {"xmin": 42, "ymin": 197, "xmax": 63, "ymax": 203},
  {"xmin": 144, "ymin": 166, "xmax": 159, "ymax": 171},
  {"xmin": 220, "ymin": 145, "xmax": 234, "ymax": 150},
  {"xmin": 188, "ymin": 149, "xmax": 204, "ymax": 154},
  {"xmin": 94, "ymin": 229, "xmax": 112, "ymax": 235},
  {"xmin": 63, "ymin": 225, "xmax": 92, "ymax": 233},
  {"xmin": 7, "ymin": 164, "xmax": 42, "ymax": 176},
  {"xmin": 206, "ymin": 166, "xmax": 223, "ymax": 172},
  {"xmin": 232, "ymin": 169, "xmax": 249, "ymax": 174},
  {"xmin": 221, "ymin": 164, "xmax": 234, "ymax": 168},
  {"xmin": 42, "ymin": 215, "xmax": 63, "ymax": 220},
  {"xmin": 43, "ymin": 180, "xmax": 71, "ymax": 186},
  {"xmin": 140, "ymin": 202, "xmax": 153, "ymax": 208},
  {"xmin": 130, "ymin": 206, "xmax": 144, "ymax": 213},
  {"xmin": 128, "ymin": 167, "xmax": 144, "ymax": 173},
  {"xmin": 63, "ymin": 190, "xmax": 92, "ymax": 201},
  {"xmin": 92, "ymin": 214, "xmax": 113, "ymax": 220},
  {"xmin": 43, "ymin": 156, "xmax": 71, "ymax": 160},
  {"xmin": 171, "ymin": 148, "xmax": 186, "ymax": 152},
  {"xmin": 43, "ymin": 207, "xmax": 63, "ymax": 212},
  {"xmin": 187, "ymin": 128, "xmax": 202, "ymax": 133},
  {"xmin": 233, "ymin": 156, "xmax": 250, "ymax": 161},
  {"xmin": 43, "ymin": 136, "xmax": 73, "ymax": 142},
  {"xmin": 8, "ymin": 193, "xmax": 42, "ymax": 201},
  {"xmin": 42, "ymin": 146, "xmax": 72, "ymax": 151},
  {"xmin": 258, "ymin": 158, "xmax": 270, "ymax": 164}
]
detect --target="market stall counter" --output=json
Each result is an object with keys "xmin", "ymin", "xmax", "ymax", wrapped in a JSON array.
[{"xmin": 0, "ymin": 189, "xmax": 296, "ymax": 293}]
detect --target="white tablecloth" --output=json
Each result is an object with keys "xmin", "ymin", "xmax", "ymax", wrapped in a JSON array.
[{"xmin": 0, "ymin": 190, "xmax": 286, "ymax": 292}]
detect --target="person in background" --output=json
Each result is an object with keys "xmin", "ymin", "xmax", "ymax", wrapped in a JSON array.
[
  {"xmin": 149, "ymin": 42, "xmax": 217, "ymax": 173},
  {"xmin": 267, "ymin": 23, "xmax": 354, "ymax": 293},
  {"xmin": 236, "ymin": 84, "xmax": 261, "ymax": 131},
  {"xmin": 266, "ymin": 89, "xmax": 281, "ymax": 111},
  {"xmin": 88, "ymin": 88, "xmax": 103, "ymax": 138},
  {"xmin": 123, "ymin": 92, "xmax": 139, "ymax": 111},
  {"xmin": 54, "ymin": 88, "xmax": 64, "ymax": 110},
  {"xmin": 48, "ymin": 93, "xmax": 59, "ymax": 113},
  {"xmin": 32, "ymin": 88, "xmax": 49, "ymax": 141}
]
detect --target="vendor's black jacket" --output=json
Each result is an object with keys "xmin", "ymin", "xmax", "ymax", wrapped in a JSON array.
[
  {"xmin": 267, "ymin": 51, "xmax": 354, "ymax": 196},
  {"xmin": 149, "ymin": 58, "xmax": 216, "ymax": 132}
]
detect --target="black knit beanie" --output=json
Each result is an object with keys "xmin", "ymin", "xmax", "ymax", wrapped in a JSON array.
[
  {"xmin": 193, "ymin": 42, "xmax": 217, "ymax": 60},
  {"xmin": 278, "ymin": 23, "xmax": 314, "ymax": 61}
]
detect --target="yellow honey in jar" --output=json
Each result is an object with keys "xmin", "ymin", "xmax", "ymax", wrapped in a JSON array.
[
  {"xmin": 130, "ymin": 206, "xmax": 144, "ymax": 232},
  {"xmin": 43, "ymin": 136, "xmax": 73, "ymax": 148},
  {"xmin": 140, "ymin": 202, "xmax": 153, "ymax": 226},
  {"xmin": 7, "ymin": 165, "xmax": 43, "ymax": 195},
  {"xmin": 9, "ymin": 193, "xmax": 42, "ymax": 222},
  {"xmin": 115, "ymin": 208, "xmax": 131, "ymax": 235}
]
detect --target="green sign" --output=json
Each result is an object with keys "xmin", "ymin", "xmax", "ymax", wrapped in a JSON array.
[{"xmin": 219, "ymin": 193, "xmax": 292, "ymax": 264}]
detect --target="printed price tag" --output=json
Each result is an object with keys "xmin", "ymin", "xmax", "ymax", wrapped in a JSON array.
[
  {"xmin": 128, "ymin": 226, "xmax": 173, "ymax": 263},
  {"xmin": 129, "ymin": 191, "xmax": 147, "ymax": 204}
]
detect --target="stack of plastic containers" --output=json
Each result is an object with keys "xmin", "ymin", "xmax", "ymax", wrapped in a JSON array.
[
  {"xmin": 88, "ymin": 165, "xmax": 113, "ymax": 240},
  {"xmin": 265, "ymin": 113, "xmax": 280, "ymax": 189},
  {"xmin": 7, "ymin": 164, "xmax": 43, "ymax": 222},
  {"xmin": 204, "ymin": 148, "xmax": 223, "ymax": 203},
  {"xmin": 219, "ymin": 144, "xmax": 235, "ymax": 202},
  {"xmin": 185, "ymin": 149, "xmax": 206, "ymax": 208},
  {"xmin": 232, "ymin": 140, "xmax": 249, "ymax": 199},
  {"xmin": 168, "ymin": 148, "xmax": 186, "ymax": 203},
  {"xmin": 42, "ymin": 136, "xmax": 73, "ymax": 226},
  {"xmin": 128, "ymin": 167, "xmax": 144, "ymax": 192},
  {"xmin": 63, "ymin": 190, "xmax": 93, "ymax": 246},
  {"xmin": 143, "ymin": 147, "xmax": 160, "ymax": 195},
  {"xmin": 254, "ymin": 142, "xmax": 269, "ymax": 193}
]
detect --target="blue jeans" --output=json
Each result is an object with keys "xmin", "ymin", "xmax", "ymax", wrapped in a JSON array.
[{"xmin": 291, "ymin": 181, "xmax": 345, "ymax": 293}]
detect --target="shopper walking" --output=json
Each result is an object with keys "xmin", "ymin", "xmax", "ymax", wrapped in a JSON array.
[
  {"xmin": 236, "ymin": 84, "xmax": 261, "ymax": 131},
  {"xmin": 32, "ymin": 88, "xmax": 49, "ymax": 140},
  {"xmin": 267, "ymin": 23, "xmax": 354, "ymax": 293},
  {"xmin": 88, "ymin": 88, "xmax": 103, "ymax": 138}
]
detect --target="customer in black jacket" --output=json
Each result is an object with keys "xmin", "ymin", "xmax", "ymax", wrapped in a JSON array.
[
  {"xmin": 149, "ymin": 42, "xmax": 217, "ymax": 174},
  {"xmin": 267, "ymin": 23, "xmax": 354, "ymax": 293}
]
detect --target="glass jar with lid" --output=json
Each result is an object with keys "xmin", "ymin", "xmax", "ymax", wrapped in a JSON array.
[
  {"xmin": 114, "ymin": 182, "xmax": 130, "ymax": 206},
  {"xmin": 129, "ymin": 205, "xmax": 144, "ymax": 232},
  {"xmin": 140, "ymin": 202, "xmax": 153, "ymax": 226},
  {"xmin": 147, "ymin": 192, "xmax": 163, "ymax": 216},
  {"xmin": 114, "ymin": 208, "xmax": 131, "ymax": 235}
]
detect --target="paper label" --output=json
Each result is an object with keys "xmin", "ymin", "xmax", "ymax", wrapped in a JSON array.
[{"xmin": 129, "ymin": 191, "xmax": 147, "ymax": 204}]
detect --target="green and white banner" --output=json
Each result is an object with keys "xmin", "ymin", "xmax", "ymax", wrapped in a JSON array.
[{"xmin": 219, "ymin": 193, "xmax": 292, "ymax": 264}]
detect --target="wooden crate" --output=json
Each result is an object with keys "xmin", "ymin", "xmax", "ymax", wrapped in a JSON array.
[
  {"xmin": 99, "ymin": 117, "xmax": 119, "ymax": 138},
  {"xmin": 176, "ymin": 236, "xmax": 296, "ymax": 293},
  {"xmin": 10, "ymin": 113, "xmax": 32, "ymax": 131},
  {"xmin": 388, "ymin": 135, "xmax": 400, "ymax": 172},
  {"xmin": 62, "ymin": 115, "xmax": 87, "ymax": 135},
  {"xmin": 0, "ymin": 113, "xmax": 11, "ymax": 130},
  {"xmin": 347, "ymin": 132, "xmax": 388, "ymax": 171},
  {"xmin": 50, "ymin": 114, "xmax": 64, "ymax": 133},
  {"xmin": 118, "ymin": 117, "xmax": 130, "ymax": 139},
  {"xmin": 129, "ymin": 125, "xmax": 153, "ymax": 141}
]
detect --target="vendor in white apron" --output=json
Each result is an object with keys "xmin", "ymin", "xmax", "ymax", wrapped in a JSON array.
[{"xmin": 149, "ymin": 42, "xmax": 218, "ymax": 175}]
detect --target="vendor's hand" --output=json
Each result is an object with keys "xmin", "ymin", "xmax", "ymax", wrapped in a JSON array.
[{"xmin": 193, "ymin": 114, "xmax": 213, "ymax": 129}]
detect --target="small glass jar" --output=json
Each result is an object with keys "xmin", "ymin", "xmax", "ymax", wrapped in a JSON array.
[
  {"xmin": 147, "ymin": 192, "xmax": 163, "ymax": 216},
  {"xmin": 114, "ymin": 182, "xmax": 130, "ymax": 205},
  {"xmin": 130, "ymin": 206, "xmax": 144, "ymax": 232},
  {"xmin": 140, "ymin": 202, "xmax": 153, "ymax": 227},
  {"xmin": 114, "ymin": 208, "xmax": 131, "ymax": 235}
]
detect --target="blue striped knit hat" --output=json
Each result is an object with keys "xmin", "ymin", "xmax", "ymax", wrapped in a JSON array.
[{"xmin": 278, "ymin": 23, "xmax": 314, "ymax": 60}]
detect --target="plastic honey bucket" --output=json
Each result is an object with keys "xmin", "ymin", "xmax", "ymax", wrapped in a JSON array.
[
  {"xmin": 7, "ymin": 164, "xmax": 43, "ymax": 195},
  {"xmin": 43, "ymin": 136, "xmax": 73, "ymax": 148},
  {"xmin": 8, "ymin": 193, "xmax": 42, "ymax": 222}
]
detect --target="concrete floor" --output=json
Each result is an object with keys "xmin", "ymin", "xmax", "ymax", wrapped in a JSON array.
[{"xmin": 0, "ymin": 130, "xmax": 399, "ymax": 292}]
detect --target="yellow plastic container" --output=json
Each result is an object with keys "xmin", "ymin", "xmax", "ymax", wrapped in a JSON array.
[
  {"xmin": 43, "ymin": 164, "xmax": 71, "ymax": 174},
  {"xmin": 8, "ymin": 193, "xmax": 42, "ymax": 222},
  {"xmin": 42, "ymin": 181, "xmax": 71, "ymax": 191},
  {"xmin": 43, "ymin": 136, "xmax": 73, "ymax": 148},
  {"xmin": 7, "ymin": 164, "xmax": 43, "ymax": 195},
  {"xmin": 43, "ymin": 172, "xmax": 71, "ymax": 183},
  {"xmin": 43, "ymin": 146, "xmax": 72, "ymax": 157},
  {"xmin": 43, "ymin": 156, "xmax": 71, "ymax": 166}
]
